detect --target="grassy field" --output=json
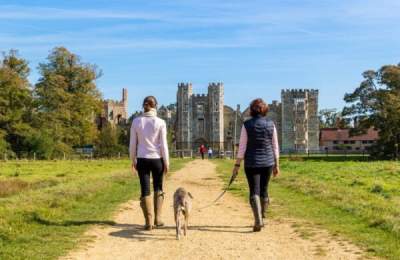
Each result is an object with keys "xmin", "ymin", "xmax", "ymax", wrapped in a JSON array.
[
  {"xmin": 0, "ymin": 158, "xmax": 190, "ymax": 260},
  {"xmin": 216, "ymin": 158, "xmax": 400, "ymax": 259}
]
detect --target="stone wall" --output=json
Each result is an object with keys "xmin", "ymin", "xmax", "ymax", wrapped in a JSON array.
[
  {"xmin": 281, "ymin": 89, "xmax": 319, "ymax": 152},
  {"xmin": 175, "ymin": 84, "xmax": 319, "ymax": 153}
]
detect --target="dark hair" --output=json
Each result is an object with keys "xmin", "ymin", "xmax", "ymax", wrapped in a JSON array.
[
  {"xmin": 250, "ymin": 98, "xmax": 269, "ymax": 117},
  {"xmin": 143, "ymin": 96, "xmax": 158, "ymax": 112}
]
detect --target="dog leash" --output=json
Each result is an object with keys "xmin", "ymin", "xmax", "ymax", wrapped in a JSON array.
[{"xmin": 196, "ymin": 171, "xmax": 238, "ymax": 211}]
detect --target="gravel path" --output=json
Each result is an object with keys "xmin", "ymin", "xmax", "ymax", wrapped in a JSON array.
[{"xmin": 63, "ymin": 160, "xmax": 366, "ymax": 260}]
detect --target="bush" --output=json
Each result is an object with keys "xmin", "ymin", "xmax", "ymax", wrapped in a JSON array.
[
  {"xmin": 0, "ymin": 137, "xmax": 9, "ymax": 154},
  {"xmin": 95, "ymin": 124, "xmax": 126, "ymax": 157},
  {"xmin": 24, "ymin": 130, "xmax": 55, "ymax": 159}
]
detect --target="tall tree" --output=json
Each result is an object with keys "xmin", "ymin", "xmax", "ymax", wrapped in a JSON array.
[
  {"xmin": 34, "ymin": 47, "xmax": 102, "ymax": 155},
  {"xmin": 343, "ymin": 64, "xmax": 400, "ymax": 158},
  {"xmin": 95, "ymin": 124, "xmax": 125, "ymax": 157},
  {"xmin": 0, "ymin": 50, "xmax": 33, "ymax": 155},
  {"xmin": 319, "ymin": 109, "xmax": 349, "ymax": 128}
]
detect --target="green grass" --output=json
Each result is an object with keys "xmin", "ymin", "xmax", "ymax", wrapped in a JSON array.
[
  {"xmin": 0, "ymin": 158, "xmax": 191, "ymax": 260},
  {"xmin": 215, "ymin": 158, "xmax": 400, "ymax": 259}
]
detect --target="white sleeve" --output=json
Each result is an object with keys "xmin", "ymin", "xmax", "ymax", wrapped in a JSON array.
[
  {"xmin": 129, "ymin": 121, "xmax": 137, "ymax": 162},
  {"xmin": 160, "ymin": 121, "xmax": 170, "ymax": 168},
  {"xmin": 272, "ymin": 124, "xmax": 280, "ymax": 162}
]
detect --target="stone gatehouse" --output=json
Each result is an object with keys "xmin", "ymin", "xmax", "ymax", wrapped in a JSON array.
[{"xmin": 159, "ymin": 83, "xmax": 319, "ymax": 153}]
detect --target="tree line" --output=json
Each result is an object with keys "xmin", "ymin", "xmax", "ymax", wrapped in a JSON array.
[
  {"xmin": 319, "ymin": 64, "xmax": 400, "ymax": 159},
  {"xmin": 0, "ymin": 47, "xmax": 129, "ymax": 159},
  {"xmin": 1, "ymin": 47, "xmax": 399, "ymax": 159}
]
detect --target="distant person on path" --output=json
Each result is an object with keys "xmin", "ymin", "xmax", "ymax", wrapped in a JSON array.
[
  {"xmin": 199, "ymin": 144, "xmax": 207, "ymax": 160},
  {"xmin": 232, "ymin": 98, "xmax": 280, "ymax": 232},
  {"xmin": 130, "ymin": 96, "xmax": 169, "ymax": 231},
  {"xmin": 208, "ymin": 147, "xmax": 213, "ymax": 159}
]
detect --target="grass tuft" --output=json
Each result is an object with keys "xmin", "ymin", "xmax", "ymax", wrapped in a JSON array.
[{"xmin": 0, "ymin": 179, "xmax": 30, "ymax": 197}]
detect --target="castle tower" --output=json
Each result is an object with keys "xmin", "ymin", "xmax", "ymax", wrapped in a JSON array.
[
  {"xmin": 122, "ymin": 88, "xmax": 128, "ymax": 105},
  {"xmin": 176, "ymin": 83, "xmax": 193, "ymax": 150},
  {"xmin": 306, "ymin": 89, "xmax": 319, "ymax": 151},
  {"xmin": 208, "ymin": 82, "xmax": 224, "ymax": 151},
  {"xmin": 281, "ymin": 89, "xmax": 319, "ymax": 152},
  {"xmin": 122, "ymin": 88, "xmax": 128, "ymax": 118}
]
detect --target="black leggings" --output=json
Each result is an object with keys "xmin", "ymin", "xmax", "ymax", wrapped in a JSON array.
[
  {"xmin": 137, "ymin": 158, "xmax": 164, "ymax": 197},
  {"xmin": 244, "ymin": 167, "xmax": 273, "ymax": 198}
]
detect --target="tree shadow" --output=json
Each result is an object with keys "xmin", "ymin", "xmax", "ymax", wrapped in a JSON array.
[
  {"xmin": 109, "ymin": 224, "xmax": 175, "ymax": 241},
  {"xmin": 28, "ymin": 212, "xmax": 116, "ymax": 227},
  {"xmin": 109, "ymin": 224, "xmax": 253, "ymax": 241},
  {"xmin": 189, "ymin": 225, "xmax": 253, "ymax": 234},
  {"xmin": 286, "ymin": 156, "xmax": 370, "ymax": 162},
  {"xmin": 30, "ymin": 212, "xmax": 255, "ymax": 241}
]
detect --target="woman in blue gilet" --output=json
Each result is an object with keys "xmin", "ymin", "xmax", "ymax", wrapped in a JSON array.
[{"xmin": 233, "ymin": 98, "xmax": 280, "ymax": 232}]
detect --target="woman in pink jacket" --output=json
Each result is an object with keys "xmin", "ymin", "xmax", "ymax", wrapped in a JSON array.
[{"xmin": 130, "ymin": 96, "xmax": 169, "ymax": 231}]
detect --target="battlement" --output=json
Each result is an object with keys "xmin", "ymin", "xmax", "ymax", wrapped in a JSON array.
[
  {"xmin": 281, "ymin": 89, "xmax": 319, "ymax": 99},
  {"xmin": 208, "ymin": 82, "xmax": 224, "ymax": 89},
  {"xmin": 281, "ymin": 89, "xmax": 319, "ymax": 94},
  {"xmin": 271, "ymin": 100, "xmax": 280, "ymax": 106},
  {"xmin": 178, "ymin": 82, "xmax": 192, "ymax": 88}
]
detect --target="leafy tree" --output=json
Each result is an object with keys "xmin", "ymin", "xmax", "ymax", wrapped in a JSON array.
[
  {"xmin": 24, "ymin": 129, "xmax": 55, "ymax": 159},
  {"xmin": 0, "ymin": 50, "xmax": 33, "ymax": 155},
  {"xmin": 116, "ymin": 114, "xmax": 136, "ymax": 150},
  {"xmin": 0, "ymin": 129, "xmax": 9, "ymax": 154},
  {"xmin": 319, "ymin": 109, "xmax": 349, "ymax": 128},
  {"xmin": 34, "ymin": 47, "xmax": 102, "ymax": 156},
  {"xmin": 343, "ymin": 64, "xmax": 400, "ymax": 159},
  {"xmin": 95, "ymin": 124, "xmax": 125, "ymax": 157}
]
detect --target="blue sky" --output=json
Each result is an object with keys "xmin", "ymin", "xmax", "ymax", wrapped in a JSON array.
[{"xmin": 1, "ymin": 0, "xmax": 400, "ymax": 114}]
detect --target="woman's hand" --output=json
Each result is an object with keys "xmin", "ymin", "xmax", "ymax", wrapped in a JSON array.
[
  {"xmin": 131, "ymin": 162, "xmax": 137, "ymax": 175},
  {"xmin": 164, "ymin": 165, "xmax": 169, "ymax": 175},
  {"xmin": 273, "ymin": 165, "xmax": 280, "ymax": 177},
  {"xmin": 232, "ymin": 165, "xmax": 240, "ymax": 176}
]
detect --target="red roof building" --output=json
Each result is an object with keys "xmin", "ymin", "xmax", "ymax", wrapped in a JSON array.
[{"xmin": 320, "ymin": 128, "xmax": 379, "ymax": 152}]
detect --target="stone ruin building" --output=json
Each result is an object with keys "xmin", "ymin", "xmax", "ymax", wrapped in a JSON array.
[
  {"xmin": 97, "ymin": 88, "xmax": 128, "ymax": 128},
  {"xmin": 161, "ymin": 83, "xmax": 319, "ymax": 153},
  {"xmin": 281, "ymin": 89, "xmax": 319, "ymax": 152}
]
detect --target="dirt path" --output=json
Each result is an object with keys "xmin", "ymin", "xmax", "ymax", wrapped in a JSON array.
[{"xmin": 63, "ymin": 160, "xmax": 367, "ymax": 260}]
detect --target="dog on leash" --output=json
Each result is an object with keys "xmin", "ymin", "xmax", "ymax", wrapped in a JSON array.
[{"xmin": 173, "ymin": 187, "xmax": 193, "ymax": 240}]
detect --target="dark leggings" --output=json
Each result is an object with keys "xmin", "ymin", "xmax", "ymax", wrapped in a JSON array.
[
  {"xmin": 137, "ymin": 158, "xmax": 164, "ymax": 197},
  {"xmin": 244, "ymin": 167, "xmax": 273, "ymax": 198}
]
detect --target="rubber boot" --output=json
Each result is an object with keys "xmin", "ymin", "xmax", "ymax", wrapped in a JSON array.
[
  {"xmin": 250, "ymin": 195, "xmax": 263, "ymax": 232},
  {"xmin": 154, "ymin": 191, "xmax": 165, "ymax": 227},
  {"xmin": 261, "ymin": 197, "xmax": 270, "ymax": 219},
  {"xmin": 140, "ymin": 196, "xmax": 153, "ymax": 231}
]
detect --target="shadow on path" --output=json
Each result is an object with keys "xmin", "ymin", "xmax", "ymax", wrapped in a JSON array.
[
  {"xmin": 28, "ymin": 212, "xmax": 116, "ymax": 227},
  {"xmin": 108, "ymin": 224, "xmax": 253, "ymax": 241}
]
